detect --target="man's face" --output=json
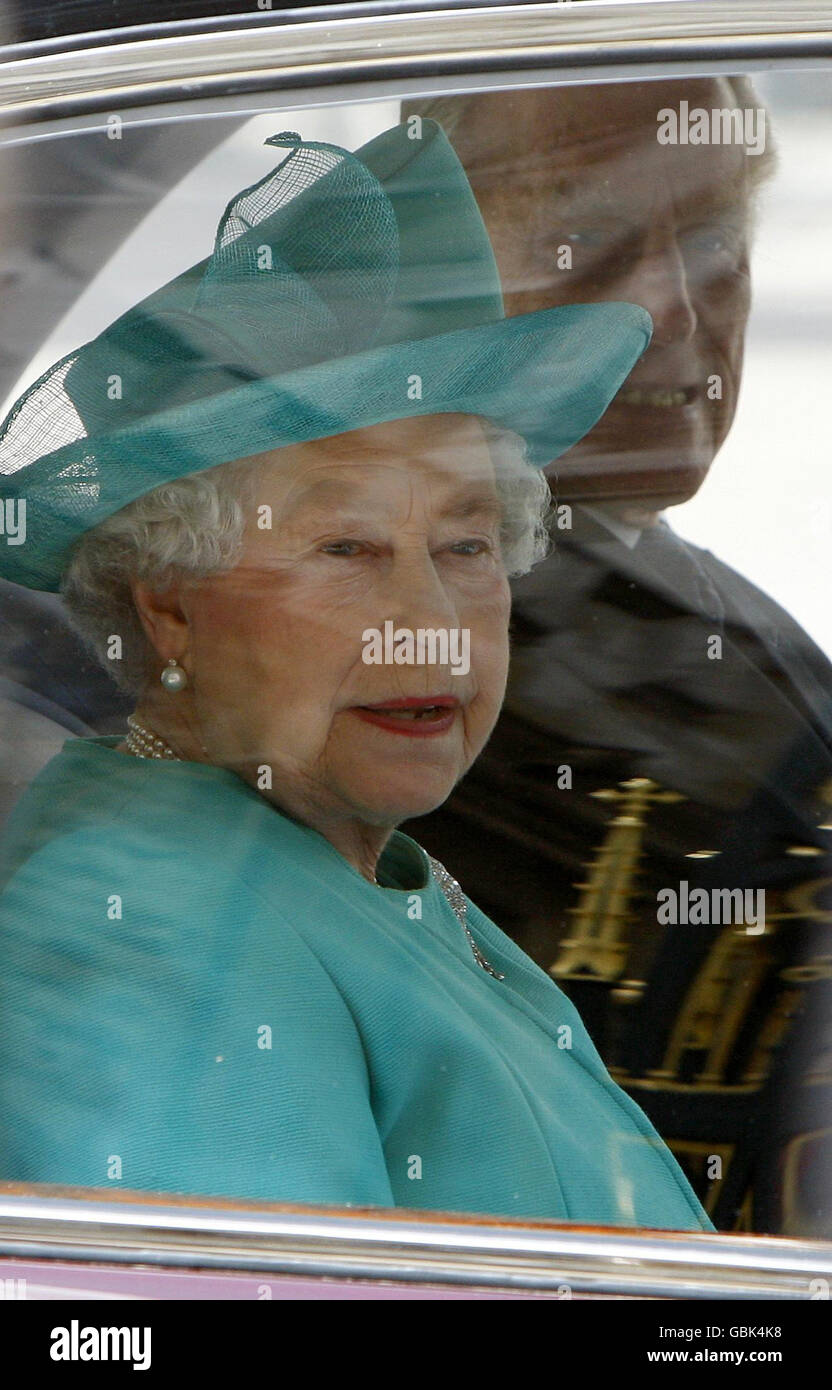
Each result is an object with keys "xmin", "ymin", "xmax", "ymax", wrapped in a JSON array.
[{"xmin": 459, "ymin": 79, "xmax": 754, "ymax": 511}]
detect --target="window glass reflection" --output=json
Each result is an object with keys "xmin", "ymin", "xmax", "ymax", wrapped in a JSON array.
[
  {"xmin": 0, "ymin": 72, "xmax": 830, "ymax": 1240},
  {"xmin": 404, "ymin": 73, "xmax": 832, "ymax": 1237}
]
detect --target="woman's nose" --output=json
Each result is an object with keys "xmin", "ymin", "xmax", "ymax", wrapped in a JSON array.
[{"xmin": 384, "ymin": 547, "xmax": 459, "ymax": 630}]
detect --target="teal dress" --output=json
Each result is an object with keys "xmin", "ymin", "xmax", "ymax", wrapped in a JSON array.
[{"xmin": 0, "ymin": 738, "xmax": 713, "ymax": 1229}]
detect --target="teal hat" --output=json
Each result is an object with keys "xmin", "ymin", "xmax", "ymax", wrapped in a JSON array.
[{"xmin": 0, "ymin": 119, "xmax": 651, "ymax": 591}]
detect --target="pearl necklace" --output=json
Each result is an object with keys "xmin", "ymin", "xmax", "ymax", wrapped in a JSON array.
[
  {"xmin": 125, "ymin": 714, "xmax": 181, "ymax": 760},
  {"xmin": 123, "ymin": 716, "xmax": 503, "ymax": 978}
]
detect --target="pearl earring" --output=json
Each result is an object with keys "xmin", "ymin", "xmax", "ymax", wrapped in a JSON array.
[{"xmin": 160, "ymin": 658, "xmax": 188, "ymax": 693}]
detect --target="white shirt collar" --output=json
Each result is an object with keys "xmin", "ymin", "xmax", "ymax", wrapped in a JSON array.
[{"xmin": 579, "ymin": 503, "xmax": 644, "ymax": 550}]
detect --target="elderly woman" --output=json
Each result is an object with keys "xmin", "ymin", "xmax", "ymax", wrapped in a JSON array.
[{"xmin": 0, "ymin": 121, "xmax": 711, "ymax": 1229}]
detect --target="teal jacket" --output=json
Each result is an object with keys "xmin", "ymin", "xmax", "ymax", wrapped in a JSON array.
[{"xmin": 0, "ymin": 738, "xmax": 713, "ymax": 1229}]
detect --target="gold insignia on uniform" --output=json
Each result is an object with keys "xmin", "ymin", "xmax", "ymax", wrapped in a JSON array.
[{"xmin": 549, "ymin": 777, "xmax": 683, "ymax": 982}]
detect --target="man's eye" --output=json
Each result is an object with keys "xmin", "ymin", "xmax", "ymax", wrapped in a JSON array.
[
  {"xmin": 558, "ymin": 228, "xmax": 643, "ymax": 279},
  {"xmin": 683, "ymin": 226, "xmax": 743, "ymax": 260},
  {"xmin": 564, "ymin": 228, "xmax": 609, "ymax": 249}
]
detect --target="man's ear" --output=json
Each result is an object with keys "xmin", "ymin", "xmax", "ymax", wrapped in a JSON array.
[{"xmin": 130, "ymin": 578, "xmax": 190, "ymax": 665}]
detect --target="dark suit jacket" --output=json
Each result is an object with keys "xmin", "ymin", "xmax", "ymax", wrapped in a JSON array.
[
  {"xmin": 0, "ymin": 579, "xmax": 131, "ymax": 734},
  {"xmin": 408, "ymin": 508, "xmax": 832, "ymax": 1235}
]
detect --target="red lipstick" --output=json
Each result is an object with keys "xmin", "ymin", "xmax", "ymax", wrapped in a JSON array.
[{"xmin": 351, "ymin": 696, "xmax": 459, "ymax": 738}]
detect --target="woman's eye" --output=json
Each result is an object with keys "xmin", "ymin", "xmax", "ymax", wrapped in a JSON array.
[
  {"xmin": 448, "ymin": 539, "xmax": 492, "ymax": 556},
  {"xmin": 318, "ymin": 538, "xmax": 493, "ymax": 558},
  {"xmin": 320, "ymin": 540, "xmax": 365, "ymax": 557}
]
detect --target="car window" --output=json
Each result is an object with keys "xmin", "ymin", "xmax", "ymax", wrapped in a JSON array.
[{"xmin": 0, "ymin": 65, "xmax": 830, "ymax": 1245}]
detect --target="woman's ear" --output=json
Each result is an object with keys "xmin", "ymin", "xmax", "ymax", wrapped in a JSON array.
[{"xmin": 131, "ymin": 578, "xmax": 190, "ymax": 665}]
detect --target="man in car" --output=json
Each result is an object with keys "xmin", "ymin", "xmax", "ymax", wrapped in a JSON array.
[{"xmin": 403, "ymin": 77, "xmax": 832, "ymax": 1235}]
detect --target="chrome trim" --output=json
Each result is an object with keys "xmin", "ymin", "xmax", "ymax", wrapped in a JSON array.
[
  {"xmin": 0, "ymin": 1188, "xmax": 831, "ymax": 1297},
  {"xmin": 1, "ymin": 1, "xmax": 832, "ymax": 126}
]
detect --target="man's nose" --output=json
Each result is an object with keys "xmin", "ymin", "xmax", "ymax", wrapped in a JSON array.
[{"xmin": 624, "ymin": 231, "xmax": 698, "ymax": 348}]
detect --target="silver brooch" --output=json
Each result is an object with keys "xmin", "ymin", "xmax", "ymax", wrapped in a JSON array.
[{"xmin": 428, "ymin": 856, "xmax": 505, "ymax": 980}]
